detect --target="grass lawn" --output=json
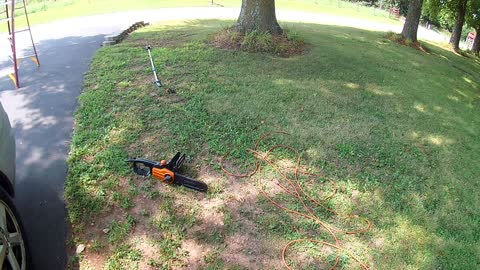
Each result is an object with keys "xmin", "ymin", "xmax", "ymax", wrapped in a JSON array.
[
  {"xmin": 66, "ymin": 20, "xmax": 480, "ymax": 269},
  {"xmin": 2, "ymin": 0, "xmax": 398, "ymax": 30}
]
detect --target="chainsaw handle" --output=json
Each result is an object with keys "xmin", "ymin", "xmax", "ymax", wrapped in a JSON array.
[
  {"xmin": 127, "ymin": 158, "xmax": 159, "ymax": 176},
  {"xmin": 168, "ymin": 152, "xmax": 186, "ymax": 171}
]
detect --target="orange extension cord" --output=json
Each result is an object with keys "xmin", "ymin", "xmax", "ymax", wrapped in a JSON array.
[{"xmin": 221, "ymin": 132, "xmax": 372, "ymax": 270}]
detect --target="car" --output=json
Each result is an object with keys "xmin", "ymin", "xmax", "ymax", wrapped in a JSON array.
[{"xmin": 0, "ymin": 101, "xmax": 30, "ymax": 270}]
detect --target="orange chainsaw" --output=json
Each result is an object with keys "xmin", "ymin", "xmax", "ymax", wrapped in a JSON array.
[{"xmin": 127, "ymin": 152, "xmax": 208, "ymax": 192}]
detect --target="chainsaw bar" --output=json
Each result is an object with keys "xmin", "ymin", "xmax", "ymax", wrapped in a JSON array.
[{"xmin": 174, "ymin": 174, "xmax": 208, "ymax": 192}]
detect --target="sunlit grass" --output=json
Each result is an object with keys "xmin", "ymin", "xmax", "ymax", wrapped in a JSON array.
[
  {"xmin": 1, "ymin": 0, "xmax": 398, "ymax": 30},
  {"xmin": 67, "ymin": 20, "xmax": 480, "ymax": 269}
]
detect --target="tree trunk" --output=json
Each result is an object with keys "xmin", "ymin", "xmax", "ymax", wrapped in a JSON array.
[
  {"xmin": 449, "ymin": 0, "xmax": 468, "ymax": 50},
  {"xmin": 401, "ymin": 0, "xmax": 423, "ymax": 42},
  {"xmin": 236, "ymin": 0, "xmax": 282, "ymax": 34},
  {"xmin": 473, "ymin": 28, "xmax": 480, "ymax": 55}
]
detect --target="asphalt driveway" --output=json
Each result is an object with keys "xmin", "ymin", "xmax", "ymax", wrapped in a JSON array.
[
  {"xmin": 0, "ymin": 18, "xmax": 130, "ymax": 270},
  {"xmin": 0, "ymin": 33, "xmax": 109, "ymax": 270},
  {"xmin": 0, "ymin": 7, "xmax": 445, "ymax": 269}
]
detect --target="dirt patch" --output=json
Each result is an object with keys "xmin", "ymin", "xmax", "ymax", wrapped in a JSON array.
[
  {"xmin": 180, "ymin": 239, "xmax": 211, "ymax": 269},
  {"xmin": 174, "ymin": 164, "xmax": 285, "ymax": 269},
  {"xmin": 73, "ymin": 153, "xmax": 317, "ymax": 269},
  {"xmin": 128, "ymin": 234, "xmax": 162, "ymax": 270},
  {"xmin": 72, "ymin": 206, "xmax": 127, "ymax": 268},
  {"xmin": 84, "ymin": 251, "xmax": 108, "ymax": 269},
  {"xmin": 219, "ymin": 197, "xmax": 283, "ymax": 269}
]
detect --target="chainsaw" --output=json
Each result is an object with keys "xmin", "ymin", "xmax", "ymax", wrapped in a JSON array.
[{"xmin": 127, "ymin": 152, "xmax": 208, "ymax": 192}]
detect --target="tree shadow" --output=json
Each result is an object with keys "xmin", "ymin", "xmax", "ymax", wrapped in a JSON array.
[
  {"xmin": 0, "ymin": 34, "xmax": 105, "ymax": 270},
  {"xmin": 18, "ymin": 18, "xmax": 478, "ymax": 269},
  {"xmin": 124, "ymin": 20, "xmax": 480, "ymax": 268}
]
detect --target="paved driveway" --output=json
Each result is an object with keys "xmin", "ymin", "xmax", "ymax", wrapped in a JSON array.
[
  {"xmin": 0, "ymin": 31, "xmax": 111, "ymax": 270},
  {"xmin": 0, "ymin": 15, "xmax": 136, "ymax": 270},
  {"xmin": 0, "ymin": 7, "xmax": 446, "ymax": 269}
]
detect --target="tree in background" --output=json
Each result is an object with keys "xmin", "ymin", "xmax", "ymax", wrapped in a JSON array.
[
  {"xmin": 401, "ymin": 0, "xmax": 424, "ymax": 41},
  {"xmin": 471, "ymin": 33, "xmax": 480, "ymax": 53},
  {"xmin": 423, "ymin": 0, "xmax": 448, "ymax": 29},
  {"xmin": 347, "ymin": 0, "xmax": 410, "ymax": 15},
  {"xmin": 466, "ymin": 0, "xmax": 480, "ymax": 53},
  {"xmin": 422, "ymin": 0, "xmax": 443, "ymax": 26},
  {"xmin": 449, "ymin": 0, "xmax": 469, "ymax": 50},
  {"xmin": 236, "ymin": 0, "xmax": 282, "ymax": 34},
  {"xmin": 424, "ymin": 0, "xmax": 469, "ymax": 50}
]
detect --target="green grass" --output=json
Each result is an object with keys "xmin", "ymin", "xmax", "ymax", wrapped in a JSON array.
[
  {"xmin": 67, "ymin": 20, "xmax": 480, "ymax": 269},
  {"xmin": 1, "ymin": 0, "xmax": 398, "ymax": 31},
  {"xmin": 105, "ymin": 244, "xmax": 142, "ymax": 270},
  {"xmin": 108, "ymin": 215, "xmax": 136, "ymax": 244}
]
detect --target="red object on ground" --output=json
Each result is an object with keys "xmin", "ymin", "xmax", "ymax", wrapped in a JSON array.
[
  {"xmin": 468, "ymin": 32, "xmax": 476, "ymax": 40},
  {"xmin": 389, "ymin": 7, "xmax": 400, "ymax": 17}
]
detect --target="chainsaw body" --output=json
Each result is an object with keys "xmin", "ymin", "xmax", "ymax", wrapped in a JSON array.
[{"xmin": 127, "ymin": 152, "xmax": 208, "ymax": 192}]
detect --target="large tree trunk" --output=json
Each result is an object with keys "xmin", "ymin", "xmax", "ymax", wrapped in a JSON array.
[
  {"xmin": 449, "ymin": 0, "xmax": 468, "ymax": 50},
  {"xmin": 401, "ymin": 0, "xmax": 423, "ymax": 42},
  {"xmin": 236, "ymin": 0, "xmax": 282, "ymax": 34},
  {"xmin": 472, "ymin": 28, "xmax": 480, "ymax": 55}
]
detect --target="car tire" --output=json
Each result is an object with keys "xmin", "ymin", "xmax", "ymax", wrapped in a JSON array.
[{"xmin": 0, "ymin": 186, "xmax": 30, "ymax": 270}]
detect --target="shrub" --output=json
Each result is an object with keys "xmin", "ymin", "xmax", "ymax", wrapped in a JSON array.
[
  {"xmin": 404, "ymin": 38, "xmax": 414, "ymax": 47},
  {"xmin": 385, "ymin": 31, "xmax": 403, "ymax": 42},
  {"xmin": 213, "ymin": 27, "xmax": 306, "ymax": 57},
  {"xmin": 241, "ymin": 30, "xmax": 274, "ymax": 52}
]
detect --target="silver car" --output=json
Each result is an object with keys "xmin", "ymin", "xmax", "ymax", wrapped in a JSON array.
[{"xmin": 0, "ymin": 101, "xmax": 29, "ymax": 270}]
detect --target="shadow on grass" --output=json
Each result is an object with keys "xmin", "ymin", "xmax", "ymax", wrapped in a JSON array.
[{"xmin": 67, "ymin": 19, "xmax": 479, "ymax": 269}]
